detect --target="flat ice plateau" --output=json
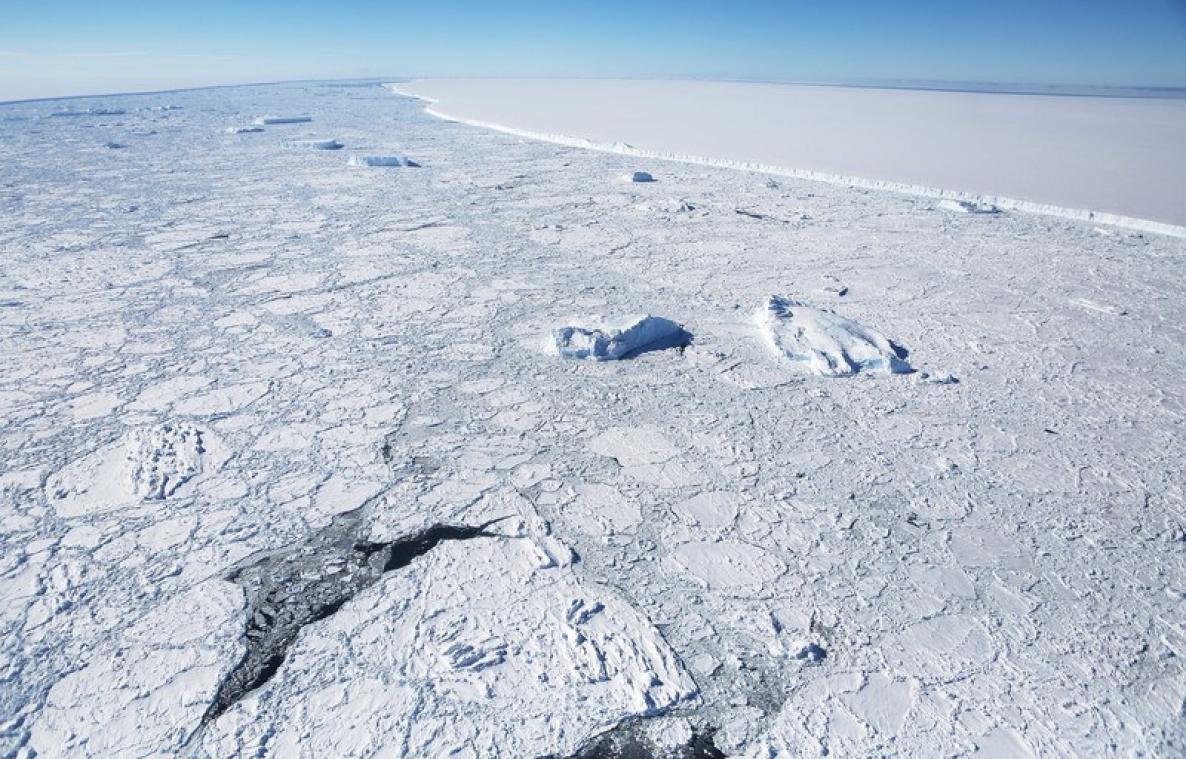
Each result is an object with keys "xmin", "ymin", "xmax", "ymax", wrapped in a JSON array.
[
  {"xmin": 2, "ymin": 80, "xmax": 1186, "ymax": 758},
  {"xmin": 394, "ymin": 79, "xmax": 1186, "ymax": 232}
]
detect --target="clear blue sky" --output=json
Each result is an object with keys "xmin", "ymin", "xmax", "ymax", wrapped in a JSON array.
[{"xmin": 3, "ymin": 1, "xmax": 1186, "ymax": 101}]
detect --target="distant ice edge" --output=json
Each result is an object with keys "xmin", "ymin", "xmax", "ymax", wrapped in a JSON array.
[{"xmin": 385, "ymin": 83, "xmax": 1186, "ymax": 240}]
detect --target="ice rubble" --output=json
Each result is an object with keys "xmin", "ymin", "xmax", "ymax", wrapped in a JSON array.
[
  {"xmin": 753, "ymin": 295, "xmax": 913, "ymax": 376},
  {"xmin": 124, "ymin": 422, "xmax": 209, "ymax": 499},
  {"xmin": 44, "ymin": 422, "xmax": 218, "ymax": 515},
  {"xmin": 348, "ymin": 154, "xmax": 420, "ymax": 167},
  {"xmin": 225, "ymin": 125, "xmax": 264, "ymax": 134},
  {"xmin": 549, "ymin": 315, "xmax": 691, "ymax": 360}
]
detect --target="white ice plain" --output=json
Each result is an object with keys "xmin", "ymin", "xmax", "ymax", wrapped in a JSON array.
[
  {"xmin": 2, "ymin": 79, "xmax": 1186, "ymax": 758},
  {"xmin": 394, "ymin": 78, "xmax": 1186, "ymax": 232}
]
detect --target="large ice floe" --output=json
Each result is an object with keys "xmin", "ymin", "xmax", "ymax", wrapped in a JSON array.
[
  {"xmin": 548, "ymin": 315, "xmax": 691, "ymax": 360},
  {"xmin": 753, "ymin": 295, "xmax": 913, "ymax": 376}
]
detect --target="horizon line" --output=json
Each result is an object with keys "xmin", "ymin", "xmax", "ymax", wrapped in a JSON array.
[{"xmin": 4, "ymin": 74, "xmax": 1186, "ymax": 107}]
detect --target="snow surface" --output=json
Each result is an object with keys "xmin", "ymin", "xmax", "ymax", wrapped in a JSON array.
[
  {"xmin": 393, "ymin": 79, "xmax": 1186, "ymax": 233},
  {"xmin": 2, "ymin": 80, "xmax": 1186, "ymax": 757}
]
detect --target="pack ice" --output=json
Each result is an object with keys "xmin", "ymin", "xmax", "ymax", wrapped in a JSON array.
[
  {"xmin": 753, "ymin": 295, "xmax": 912, "ymax": 376},
  {"xmin": 6, "ymin": 79, "xmax": 1186, "ymax": 759},
  {"xmin": 549, "ymin": 315, "xmax": 691, "ymax": 360}
]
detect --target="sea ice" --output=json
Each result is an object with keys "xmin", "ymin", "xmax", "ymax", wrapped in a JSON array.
[
  {"xmin": 549, "ymin": 315, "xmax": 691, "ymax": 360},
  {"xmin": 753, "ymin": 295, "xmax": 912, "ymax": 376},
  {"xmin": 7, "ymin": 78, "xmax": 1186, "ymax": 759}
]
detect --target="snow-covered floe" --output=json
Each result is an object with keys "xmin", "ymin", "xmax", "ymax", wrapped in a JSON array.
[
  {"xmin": 348, "ymin": 154, "xmax": 419, "ymax": 167},
  {"xmin": 753, "ymin": 295, "xmax": 913, "ymax": 376},
  {"xmin": 549, "ymin": 315, "xmax": 691, "ymax": 360},
  {"xmin": 29, "ymin": 582, "xmax": 246, "ymax": 756}
]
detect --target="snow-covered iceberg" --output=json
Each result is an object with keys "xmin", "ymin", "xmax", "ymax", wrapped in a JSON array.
[
  {"xmin": 286, "ymin": 138, "xmax": 344, "ymax": 150},
  {"xmin": 753, "ymin": 295, "xmax": 912, "ymax": 376},
  {"xmin": 253, "ymin": 115, "xmax": 313, "ymax": 125},
  {"xmin": 549, "ymin": 315, "xmax": 691, "ymax": 360},
  {"xmin": 348, "ymin": 154, "xmax": 420, "ymax": 167}
]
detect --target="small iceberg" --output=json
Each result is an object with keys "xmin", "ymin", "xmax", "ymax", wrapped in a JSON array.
[
  {"xmin": 51, "ymin": 108, "xmax": 126, "ymax": 118},
  {"xmin": 937, "ymin": 199, "xmax": 1001, "ymax": 214},
  {"xmin": 754, "ymin": 296, "xmax": 912, "ymax": 376},
  {"xmin": 548, "ymin": 315, "xmax": 691, "ymax": 361},
  {"xmin": 627, "ymin": 171, "xmax": 655, "ymax": 183},
  {"xmin": 253, "ymin": 115, "xmax": 313, "ymax": 125},
  {"xmin": 348, "ymin": 155, "xmax": 420, "ymax": 168},
  {"xmin": 286, "ymin": 138, "xmax": 344, "ymax": 150}
]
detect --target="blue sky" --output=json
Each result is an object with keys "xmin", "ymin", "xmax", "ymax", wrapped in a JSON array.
[{"xmin": 3, "ymin": 1, "xmax": 1186, "ymax": 101}]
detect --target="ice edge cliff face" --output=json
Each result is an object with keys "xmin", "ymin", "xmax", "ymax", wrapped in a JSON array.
[{"xmin": 385, "ymin": 83, "xmax": 1186, "ymax": 240}]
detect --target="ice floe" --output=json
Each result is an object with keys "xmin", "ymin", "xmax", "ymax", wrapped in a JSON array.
[
  {"xmin": 548, "ymin": 315, "xmax": 691, "ymax": 360},
  {"xmin": 29, "ymin": 581, "xmax": 246, "ymax": 756},
  {"xmin": 753, "ymin": 295, "xmax": 912, "ymax": 376}
]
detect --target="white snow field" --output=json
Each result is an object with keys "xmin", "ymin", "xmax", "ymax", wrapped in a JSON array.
[
  {"xmin": 1, "ymin": 80, "xmax": 1185, "ymax": 758},
  {"xmin": 393, "ymin": 79, "xmax": 1186, "ymax": 233}
]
